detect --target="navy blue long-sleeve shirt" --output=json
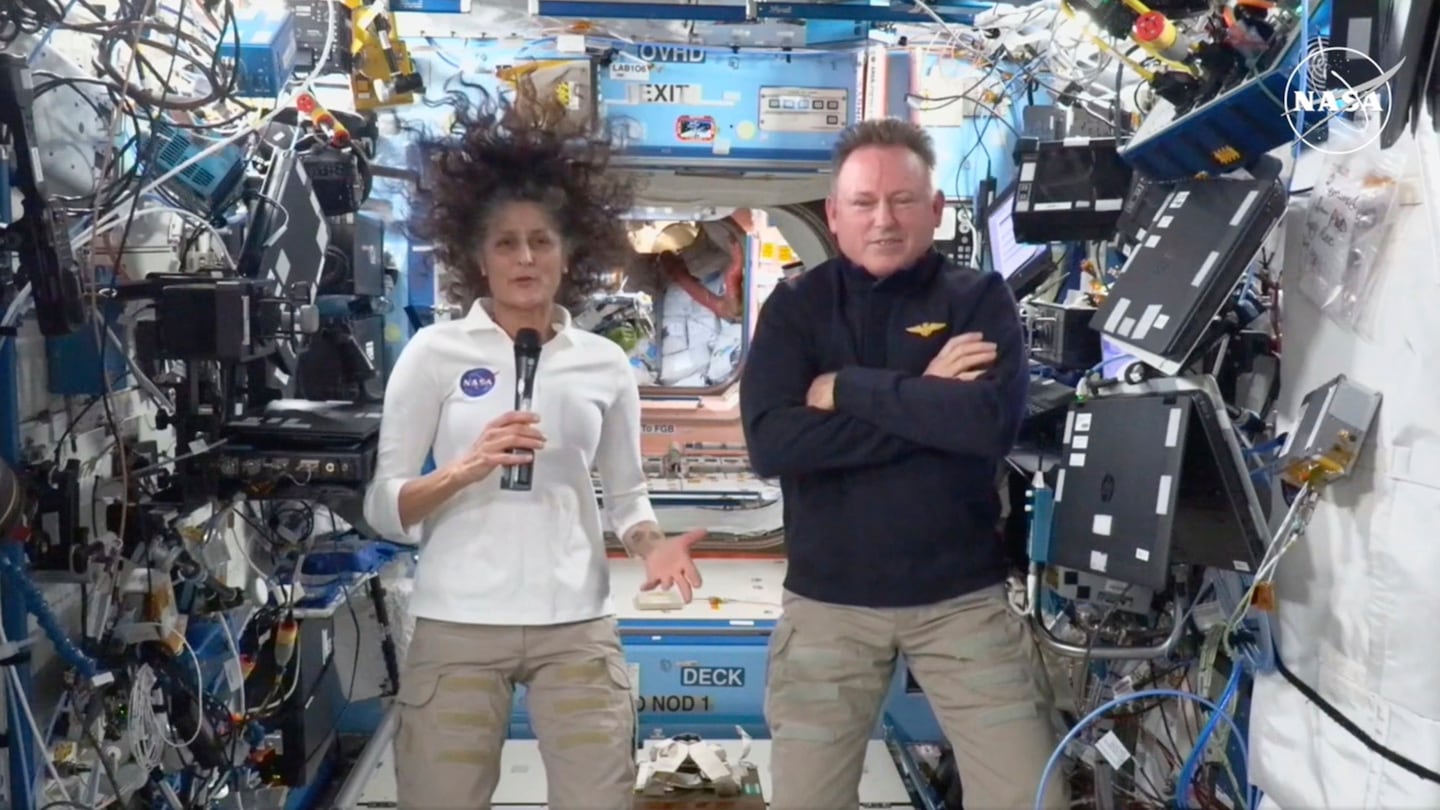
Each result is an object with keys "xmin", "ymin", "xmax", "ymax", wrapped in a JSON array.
[{"xmin": 739, "ymin": 250, "xmax": 1028, "ymax": 608}]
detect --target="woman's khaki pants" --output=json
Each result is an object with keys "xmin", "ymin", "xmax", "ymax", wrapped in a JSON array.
[{"xmin": 393, "ymin": 616, "xmax": 637, "ymax": 809}]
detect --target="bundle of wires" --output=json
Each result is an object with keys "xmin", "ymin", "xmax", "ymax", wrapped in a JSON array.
[
  {"xmin": 39, "ymin": 0, "xmax": 255, "ymax": 232},
  {"xmin": 1032, "ymin": 461, "xmax": 1324, "ymax": 810},
  {"xmin": 1, "ymin": 0, "xmax": 342, "ymax": 804},
  {"xmin": 1, "ymin": 0, "xmax": 70, "ymax": 46}
]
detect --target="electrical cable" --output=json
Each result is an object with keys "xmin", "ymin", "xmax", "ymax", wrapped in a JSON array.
[
  {"xmin": 0, "ymin": 555, "xmax": 102, "ymax": 681},
  {"xmin": 1, "ymin": 1, "xmax": 347, "ymax": 805},
  {"xmin": 1175, "ymin": 663, "xmax": 1246, "ymax": 809},
  {"xmin": 1272, "ymin": 650, "xmax": 1440, "ymax": 786},
  {"xmin": 9, "ymin": 3, "xmax": 1329, "ymax": 808},
  {"xmin": 1035, "ymin": 688, "xmax": 1252, "ymax": 810},
  {"xmin": 0, "ymin": 619, "xmax": 75, "ymax": 806},
  {"xmin": 5, "ymin": 1, "xmax": 328, "ymax": 801}
]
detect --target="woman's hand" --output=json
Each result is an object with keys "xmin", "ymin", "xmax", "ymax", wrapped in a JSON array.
[
  {"xmin": 638, "ymin": 528, "xmax": 707, "ymax": 603},
  {"xmin": 453, "ymin": 411, "xmax": 547, "ymax": 486}
]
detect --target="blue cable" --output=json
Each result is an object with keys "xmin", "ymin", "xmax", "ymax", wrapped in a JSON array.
[
  {"xmin": 1083, "ymin": 354, "xmax": 1135, "ymax": 380},
  {"xmin": 0, "ymin": 553, "xmax": 101, "ymax": 681},
  {"xmin": 1, "ymin": 543, "xmax": 39, "ymax": 809},
  {"xmin": 1175, "ymin": 664, "xmax": 1246, "ymax": 809},
  {"xmin": 1243, "ymin": 437, "xmax": 1285, "ymax": 458},
  {"xmin": 1246, "ymin": 437, "xmax": 1284, "ymax": 485},
  {"xmin": 1033, "ymin": 689, "xmax": 1252, "ymax": 810},
  {"xmin": 1246, "ymin": 610, "xmax": 1277, "ymax": 674},
  {"xmin": 1210, "ymin": 572, "xmax": 1278, "ymax": 675},
  {"xmin": 26, "ymin": 0, "xmax": 80, "ymax": 65}
]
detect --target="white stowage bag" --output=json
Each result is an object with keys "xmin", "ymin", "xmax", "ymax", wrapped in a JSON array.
[
  {"xmin": 658, "ymin": 284, "xmax": 712, "ymax": 387},
  {"xmin": 1248, "ymin": 130, "xmax": 1440, "ymax": 810},
  {"xmin": 657, "ymin": 277, "xmax": 744, "ymax": 388},
  {"xmin": 636, "ymin": 727, "xmax": 755, "ymax": 796},
  {"xmin": 381, "ymin": 561, "xmax": 417, "ymax": 668}
]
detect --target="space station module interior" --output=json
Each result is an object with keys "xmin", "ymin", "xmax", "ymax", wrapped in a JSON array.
[{"xmin": 2, "ymin": 0, "xmax": 1440, "ymax": 808}]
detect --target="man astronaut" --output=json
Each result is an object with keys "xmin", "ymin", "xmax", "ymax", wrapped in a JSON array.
[{"xmin": 740, "ymin": 118, "xmax": 1065, "ymax": 809}]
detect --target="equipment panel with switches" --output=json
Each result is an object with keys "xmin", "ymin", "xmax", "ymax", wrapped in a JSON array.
[{"xmin": 217, "ymin": 445, "xmax": 376, "ymax": 488}]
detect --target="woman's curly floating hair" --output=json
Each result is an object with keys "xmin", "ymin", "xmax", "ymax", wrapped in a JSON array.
[{"xmin": 406, "ymin": 78, "xmax": 637, "ymax": 313}]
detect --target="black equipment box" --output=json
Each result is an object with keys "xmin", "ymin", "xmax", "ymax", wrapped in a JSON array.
[
  {"xmin": 302, "ymin": 147, "xmax": 370, "ymax": 217},
  {"xmin": 287, "ymin": 0, "xmax": 353, "ymax": 75},
  {"xmin": 216, "ymin": 445, "xmax": 375, "ymax": 487},
  {"xmin": 1028, "ymin": 301, "xmax": 1102, "ymax": 371},
  {"xmin": 1048, "ymin": 380, "xmax": 1269, "ymax": 589},
  {"xmin": 1013, "ymin": 138, "xmax": 1133, "ymax": 243},
  {"xmin": 155, "ymin": 279, "xmax": 262, "ymax": 361},
  {"xmin": 218, "ymin": 401, "xmax": 381, "ymax": 491},
  {"xmin": 294, "ymin": 313, "xmax": 386, "ymax": 402},
  {"xmin": 320, "ymin": 213, "xmax": 385, "ymax": 297},
  {"xmin": 246, "ymin": 608, "xmax": 344, "ymax": 787},
  {"xmin": 1021, "ymin": 104, "xmax": 1066, "ymax": 141},
  {"xmin": 1092, "ymin": 176, "xmax": 1286, "ymax": 376}
]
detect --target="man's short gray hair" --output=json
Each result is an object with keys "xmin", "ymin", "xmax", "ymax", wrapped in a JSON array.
[{"xmin": 831, "ymin": 118, "xmax": 938, "ymax": 173}]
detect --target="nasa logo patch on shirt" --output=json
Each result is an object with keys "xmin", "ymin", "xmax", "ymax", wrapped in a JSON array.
[{"xmin": 459, "ymin": 367, "xmax": 497, "ymax": 398}]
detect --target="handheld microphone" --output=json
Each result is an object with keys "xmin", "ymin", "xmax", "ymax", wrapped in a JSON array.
[{"xmin": 501, "ymin": 328, "xmax": 543, "ymax": 491}]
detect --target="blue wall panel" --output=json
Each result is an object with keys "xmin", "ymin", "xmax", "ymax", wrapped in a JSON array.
[{"xmin": 598, "ymin": 45, "xmax": 857, "ymax": 167}]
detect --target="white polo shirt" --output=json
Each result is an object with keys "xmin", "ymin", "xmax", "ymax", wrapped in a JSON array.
[{"xmin": 362, "ymin": 299, "xmax": 657, "ymax": 626}]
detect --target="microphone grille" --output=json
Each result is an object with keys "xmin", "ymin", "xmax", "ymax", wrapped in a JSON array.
[{"xmin": 514, "ymin": 328, "xmax": 542, "ymax": 355}]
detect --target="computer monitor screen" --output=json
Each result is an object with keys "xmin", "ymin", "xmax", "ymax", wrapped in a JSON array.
[{"xmin": 986, "ymin": 184, "xmax": 1049, "ymax": 293}]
